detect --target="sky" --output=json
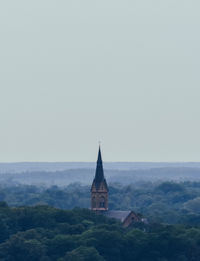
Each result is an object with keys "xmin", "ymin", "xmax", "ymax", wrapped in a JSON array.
[{"xmin": 0, "ymin": 1, "xmax": 200, "ymax": 162}]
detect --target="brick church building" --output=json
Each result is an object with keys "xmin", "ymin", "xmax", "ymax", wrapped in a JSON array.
[{"xmin": 91, "ymin": 147, "xmax": 141, "ymax": 227}]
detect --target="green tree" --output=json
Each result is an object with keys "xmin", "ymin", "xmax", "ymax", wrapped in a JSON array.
[
  {"xmin": 0, "ymin": 235, "xmax": 46, "ymax": 261},
  {"xmin": 60, "ymin": 246, "xmax": 105, "ymax": 261}
]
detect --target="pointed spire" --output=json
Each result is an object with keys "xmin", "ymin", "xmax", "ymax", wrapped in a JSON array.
[
  {"xmin": 97, "ymin": 146, "xmax": 102, "ymax": 164},
  {"xmin": 94, "ymin": 146, "xmax": 105, "ymax": 189}
]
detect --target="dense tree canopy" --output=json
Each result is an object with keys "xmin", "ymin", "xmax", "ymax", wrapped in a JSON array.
[
  {"xmin": 0, "ymin": 204, "xmax": 200, "ymax": 260},
  {"xmin": 1, "ymin": 182, "xmax": 200, "ymax": 260},
  {"xmin": 1, "ymin": 181, "xmax": 200, "ymax": 225}
]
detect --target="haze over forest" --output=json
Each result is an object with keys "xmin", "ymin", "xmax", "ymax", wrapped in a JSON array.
[{"xmin": 1, "ymin": 162, "xmax": 200, "ymax": 186}]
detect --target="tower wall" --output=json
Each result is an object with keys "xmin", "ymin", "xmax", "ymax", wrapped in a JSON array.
[{"xmin": 91, "ymin": 182, "xmax": 108, "ymax": 211}]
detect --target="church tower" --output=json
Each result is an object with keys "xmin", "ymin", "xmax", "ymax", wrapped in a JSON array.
[{"xmin": 91, "ymin": 147, "xmax": 108, "ymax": 211}]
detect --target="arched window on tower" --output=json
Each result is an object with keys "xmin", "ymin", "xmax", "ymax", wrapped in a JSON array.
[{"xmin": 99, "ymin": 196, "xmax": 105, "ymax": 208}]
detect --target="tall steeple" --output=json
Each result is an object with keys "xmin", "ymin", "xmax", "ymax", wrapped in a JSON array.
[
  {"xmin": 91, "ymin": 146, "xmax": 108, "ymax": 211},
  {"xmin": 93, "ymin": 147, "xmax": 106, "ymax": 189}
]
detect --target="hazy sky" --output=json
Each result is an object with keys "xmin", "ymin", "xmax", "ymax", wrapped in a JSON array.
[{"xmin": 0, "ymin": 1, "xmax": 200, "ymax": 162}]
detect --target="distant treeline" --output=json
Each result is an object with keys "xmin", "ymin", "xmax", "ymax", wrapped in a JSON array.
[
  {"xmin": 2, "ymin": 161, "xmax": 200, "ymax": 173},
  {"xmin": 0, "ymin": 204, "xmax": 200, "ymax": 260},
  {"xmin": 1, "ymin": 181, "xmax": 200, "ymax": 225},
  {"xmin": 1, "ymin": 167, "xmax": 200, "ymax": 186}
]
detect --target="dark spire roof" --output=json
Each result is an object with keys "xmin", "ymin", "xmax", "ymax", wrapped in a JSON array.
[
  {"xmin": 97, "ymin": 146, "xmax": 103, "ymax": 166},
  {"xmin": 93, "ymin": 146, "xmax": 107, "ymax": 189}
]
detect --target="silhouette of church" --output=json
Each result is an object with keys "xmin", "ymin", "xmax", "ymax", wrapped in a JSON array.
[{"xmin": 91, "ymin": 147, "xmax": 140, "ymax": 227}]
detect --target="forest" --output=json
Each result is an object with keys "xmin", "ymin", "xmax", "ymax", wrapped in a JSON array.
[
  {"xmin": 1, "ymin": 181, "xmax": 200, "ymax": 225},
  {"xmin": 0, "ymin": 204, "xmax": 200, "ymax": 260},
  {"xmin": 1, "ymin": 181, "xmax": 200, "ymax": 260}
]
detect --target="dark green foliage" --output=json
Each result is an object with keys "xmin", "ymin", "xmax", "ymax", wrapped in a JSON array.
[
  {"xmin": 0, "ymin": 205, "xmax": 199, "ymax": 260},
  {"xmin": 1, "ymin": 182, "xmax": 200, "ymax": 259},
  {"xmin": 0, "ymin": 234, "xmax": 47, "ymax": 261},
  {"xmin": 1, "ymin": 182, "xmax": 200, "ymax": 225},
  {"xmin": 155, "ymin": 182, "xmax": 185, "ymax": 193},
  {"xmin": 60, "ymin": 246, "xmax": 105, "ymax": 261}
]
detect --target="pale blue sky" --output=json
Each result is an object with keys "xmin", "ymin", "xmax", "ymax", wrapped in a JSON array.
[{"xmin": 0, "ymin": 1, "xmax": 200, "ymax": 162}]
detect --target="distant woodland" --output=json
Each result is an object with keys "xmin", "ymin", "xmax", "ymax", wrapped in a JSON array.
[
  {"xmin": 1, "ymin": 165, "xmax": 200, "ymax": 260},
  {"xmin": 1, "ymin": 181, "xmax": 200, "ymax": 225},
  {"xmin": 1, "ymin": 167, "xmax": 200, "ymax": 186}
]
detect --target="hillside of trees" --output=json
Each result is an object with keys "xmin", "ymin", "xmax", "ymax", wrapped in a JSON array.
[
  {"xmin": 1, "ymin": 180, "xmax": 200, "ymax": 260},
  {"xmin": 1, "ymin": 181, "xmax": 200, "ymax": 225},
  {"xmin": 0, "ymin": 204, "xmax": 200, "ymax": 260}
]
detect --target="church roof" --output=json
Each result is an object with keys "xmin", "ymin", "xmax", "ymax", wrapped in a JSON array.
[
  {"xmin": 93, "ymin": 147, "xmax": 108, "ymax": 190},
  {"xmin": 103, "ymin": 210, "xmax": 132, "ymax": 222}
]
